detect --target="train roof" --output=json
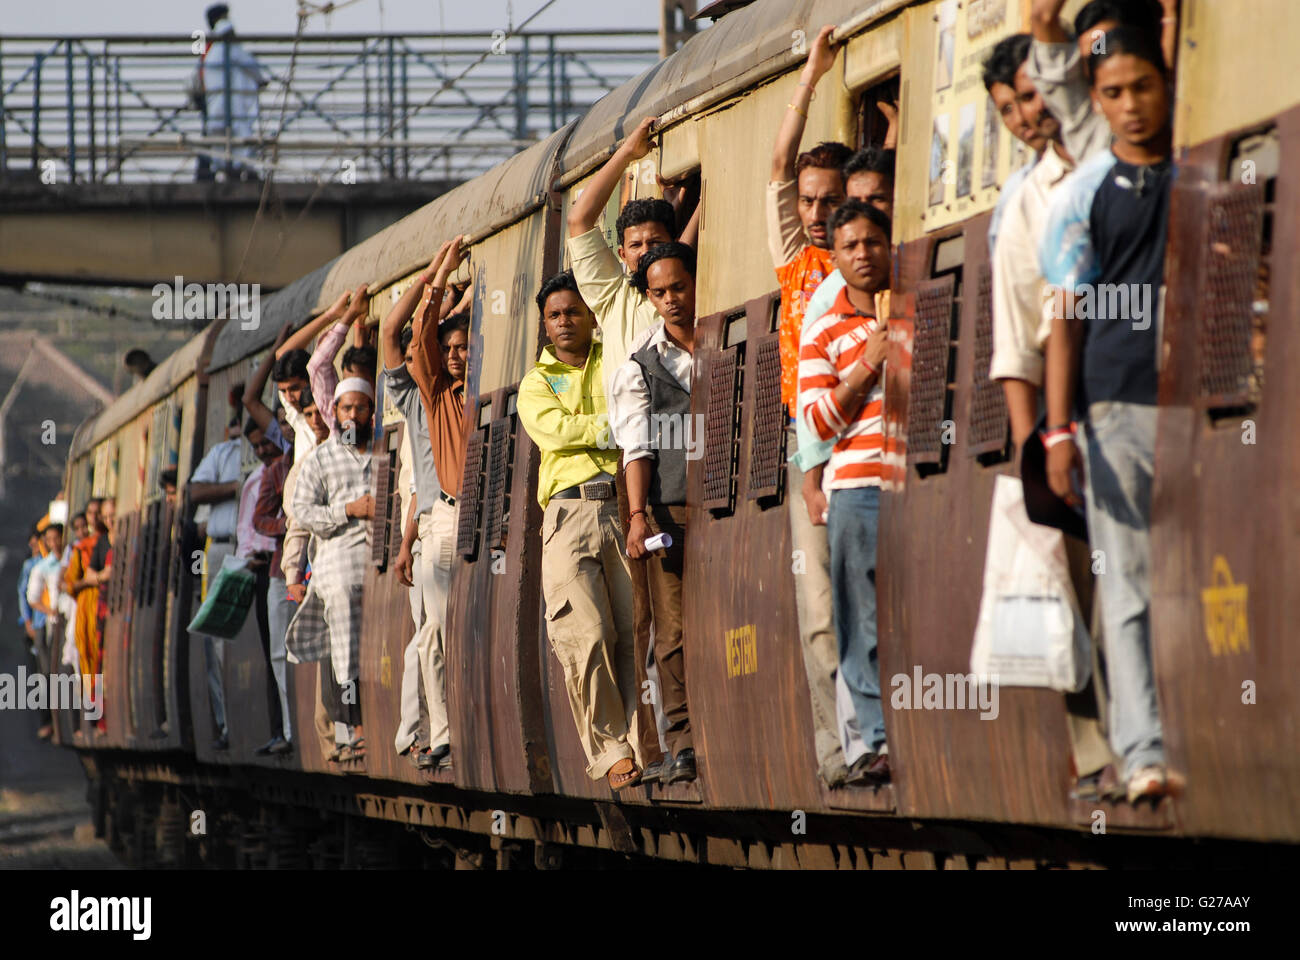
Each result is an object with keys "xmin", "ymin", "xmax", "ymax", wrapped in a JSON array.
[
  {"xmin": 204, "ymin": 123, "xmax": 574, "ymax": 375},
  {"xmin": 69, "ymin": 322, "xmax": 217, "ymax": 460},
  {"xmin": 558, "ymin": 0, "xmax": 903, "ymax": 184},
  {"xmin": 204, "ymin": 0, "xmax": 908, "ymax": 377}
]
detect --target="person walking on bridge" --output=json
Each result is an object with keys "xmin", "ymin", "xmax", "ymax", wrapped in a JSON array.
[{"xmin": 190, "ymin": 4, "xmax": 268, "ymax": 181}]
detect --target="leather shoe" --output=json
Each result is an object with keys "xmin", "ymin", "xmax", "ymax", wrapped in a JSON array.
[
  {"xmin": 428, "ymin": 742, "xmax": 452, "ymax": 771},
  {"xmin": 845, "ymin": 754, "xmax": 875, "ymax": 785},
  {"xmin": 640, "ymin": 758, "xmax": 667, "ymax": 785},
  {"xmin": 666, "ymin": 748, "xmax": 696, "ymax": 784},
  {"xmin": 863, "ymin": 752, "xmax": 890, "ymax": 783}
]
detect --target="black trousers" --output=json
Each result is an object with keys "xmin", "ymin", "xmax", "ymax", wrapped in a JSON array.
[
  {"xmin": 320, "ymin": 661, "xmax": 361, "ymax": 727},
  {"xmin": 252, "ymin": 564, "xmax": 284, "ymax": 738}
]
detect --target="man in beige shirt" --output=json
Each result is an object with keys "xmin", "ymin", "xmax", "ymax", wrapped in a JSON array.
[{"xmin": 564, "ymin": 116, "xmax": 699, "ymax": 783}]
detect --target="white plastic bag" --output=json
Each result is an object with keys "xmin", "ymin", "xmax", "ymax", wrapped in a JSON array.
[{"xmin": 970, "ymin": 475, "xmax": 1090, "ymax": 692}]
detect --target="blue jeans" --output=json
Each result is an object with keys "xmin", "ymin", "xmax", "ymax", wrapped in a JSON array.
[
  {"xmin": 1080, "ymin": 401, "xmax": 1164, "ymax": 778},
  {"xmin": 827, "ymin": 486, "xmax": 886, "ymax": 750}
]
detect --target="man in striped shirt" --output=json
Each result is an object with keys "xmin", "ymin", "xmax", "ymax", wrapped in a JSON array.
[{"xmin": 798, "ymin": 199, "xmax": 893, "ymax": 783}]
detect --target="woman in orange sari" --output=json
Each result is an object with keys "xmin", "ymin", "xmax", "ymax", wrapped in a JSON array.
[{"xmin": 64, "ymin": 521, "xmax": 101, "ymax": 692}]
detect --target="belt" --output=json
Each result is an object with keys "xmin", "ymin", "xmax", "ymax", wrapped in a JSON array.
[
  {"xmin": 209, "ymin": 536, "xmax": 233, "ymax": 544},
  {"xmin": 439, "ymin": 490, "xmax": 457, "ymax": 508},
  {"xmin": 551, "ymin": 479, "xmax": 615, "ymax": 502}
]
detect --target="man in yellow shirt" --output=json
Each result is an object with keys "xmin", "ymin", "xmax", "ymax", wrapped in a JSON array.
[{"xmin": 517, "ymin": 271, "xmax": 640, "ymax": 792}]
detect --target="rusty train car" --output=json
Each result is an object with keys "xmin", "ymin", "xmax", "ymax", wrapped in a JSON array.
[{"xmin": 56, "ymin": 0, "xmax": 1300, "ymax": 869}]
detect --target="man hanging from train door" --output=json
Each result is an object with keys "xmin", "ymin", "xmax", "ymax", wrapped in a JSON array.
[
  {"xmin": 277, "ymin": 393, "xmax": 337, "ymax": 759},
  {"xmin": 613, "ymin": 242, "xmax": 700, "ymax": 787},
  {"xmin": 403, "ymin": 238, "xmax": 474, "ymax": 773},
  {"xmin": 518, "ymin": 270, "xmax": 641, "ymax": 792},
  {"xmin": 799, "ymin": 201, "xmax": 893, "ymax": 783},
  {"xmin": 566, "ymin": 118, "xmax": 700, "ymax": 784},
  {"xmin": 1040, "ymin": 27, "xmax": 1174, "ymax": 805},
  {"xmin": 983, "ymin": 32, "xmax": 1120, "ymax": 802},
  {"xmin": 380, "ymin": 240, "xmax": 464, "ymax": 773},
  {"xmin": 288, "ymin": 379, "xmax": 377, "ymax": 763},
  {"xmin": 186, "ymin": 419, "xmax": 245, "ymax": 751},
  {"xmin": 795, "ymin": 142, "xmax": 898, "ymax": 785},
  {"xmin": 768, "ymin": 24, "xmax": 867, "ymax": 788},
  {"xmin": 235, "ymin": 417, "xmax": 291, "ymax": 756}
]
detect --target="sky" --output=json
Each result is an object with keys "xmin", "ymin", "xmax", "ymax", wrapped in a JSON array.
[{"xmin": 5, "ymin": 0, "xmax": 662, "ymax": 34}]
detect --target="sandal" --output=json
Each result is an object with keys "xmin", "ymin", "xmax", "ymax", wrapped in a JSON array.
[
  {"xmin": 607, "ymin": 757, "xmax": 641, "ymax": 791},
  {"xmin": 347, "ymin": 737, "xmax": 366, "ymax": 760}
]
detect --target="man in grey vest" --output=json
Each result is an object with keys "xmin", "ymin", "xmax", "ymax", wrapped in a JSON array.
[{"xmin": 610, "ymin": 241, "xmax": 699, "ymax": 785}]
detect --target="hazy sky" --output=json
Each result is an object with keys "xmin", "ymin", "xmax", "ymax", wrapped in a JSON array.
[{"xmin": 6, "ymin": 0, "xmax": 661, "ymax": 34}]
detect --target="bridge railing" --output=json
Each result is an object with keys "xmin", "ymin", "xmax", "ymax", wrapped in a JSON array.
[{"xmin": 0, "ymin": 32, "xmax": 659, "ymax": 185}]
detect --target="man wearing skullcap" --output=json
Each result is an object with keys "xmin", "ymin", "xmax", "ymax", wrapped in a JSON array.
[{"xmin": 286, "ymin": 377, "xmax": 376, "ymax": 760}]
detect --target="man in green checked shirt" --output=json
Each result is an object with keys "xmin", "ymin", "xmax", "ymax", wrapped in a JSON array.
[{"xmin": 517, "ymin": 270, "xmax": 641, "ymax": 792}]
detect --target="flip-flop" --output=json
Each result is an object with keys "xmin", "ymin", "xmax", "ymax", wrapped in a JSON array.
[{"xmin": 607, "ymin": 757, "xmax": 641, "ymax": 791}]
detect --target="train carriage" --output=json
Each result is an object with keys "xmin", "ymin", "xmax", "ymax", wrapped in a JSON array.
[{"xmin": 55, "ymin": 0, "xmax": 1300, "ymax": 868}]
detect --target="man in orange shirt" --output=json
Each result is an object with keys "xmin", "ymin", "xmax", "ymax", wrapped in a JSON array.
[{"xmin": 767, "ymin": 24, "xmax": 855, "ymax": 787}]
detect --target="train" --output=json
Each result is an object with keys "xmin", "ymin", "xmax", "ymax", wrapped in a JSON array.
[{"xmin": 52, "ymin": 0, "xmax": 1300, "ymax": 869}]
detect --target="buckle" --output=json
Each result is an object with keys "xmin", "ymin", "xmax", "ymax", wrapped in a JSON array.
[{"xmin": 580, "ymin": 480, "xmax": 614, "ymax": 501}]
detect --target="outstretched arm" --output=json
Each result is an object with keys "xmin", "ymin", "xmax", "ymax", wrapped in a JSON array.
[
  {"xmin": 568, "ymin": 116, "xmax": 656, "ymax": 238},
  {"xmin": 275, "ymin": 290, "xmax": 349, "ymax": 359},
  {"xmin": 243, "ymin": 319, "xmax": 295, "ymax": 431},
  {"xmin": 382, "ymin": 240, "xmax": 452, "ymax": 372},
  {"xmin": 1159, "ymin": 0, "xmax": 1178, "ymax": 71},
  {"xmin": 1030, "ymin": 0, "xmax": 1070, "ymax": 44},
  {"xmin": 771, "ymin": 25, "xmax": 836, "ymax": 183}
]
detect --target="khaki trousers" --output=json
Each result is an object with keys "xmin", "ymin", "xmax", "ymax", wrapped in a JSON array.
[
  {"xmin": 616, "ymin": 474, "xmax": 666, "ymax": 768},
  {"xmin": 415, "ymin": 500, "xmax": 455, "ymax": 750},
  {"xmin": 785, "ymin": 429, "xmax": 854, "ymax": 780},
  {"xmin": 541, "ymin": 496, "xmax": 637, "ymax": 779}
]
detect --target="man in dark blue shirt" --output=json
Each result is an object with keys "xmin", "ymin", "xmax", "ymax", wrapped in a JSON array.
[{"xmin": 1039, "ymin": 26, "xmax": 1172, "ymax": 805}]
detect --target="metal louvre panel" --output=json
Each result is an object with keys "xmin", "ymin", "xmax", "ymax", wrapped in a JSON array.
[
  {"xmin": 457, "ymin": 430, "xmax": 486, "ymax": 560},
  {"xmin": 143, "ymin": 501, "xmax": 160, "ymax": 607},
  {"xmin": 483, "ymin": 417, "xmax": 516, "ymax": 552},
  {"xmin": 1197, "ymin": 183, "xmax": 1265, "ymax": 409},
  {"xmin": 746, "ymin": 333, "xmax": 785, "ymax": 500},
  {"xmin": 907, "ymin": 274, "xmax": 957, "ymax": 467},
  {"xmin": 369, "ymin": 459, "xmax": 392, "ymax": 569},
  {"xmin": 702, "ymin": 345, "xmax": 741, "ymax": 511},
  {"xmin": 966, "ymin": 263, "xmax": 1009, "ymax": 457}
]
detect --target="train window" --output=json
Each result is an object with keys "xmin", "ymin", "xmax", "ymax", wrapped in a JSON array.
[
  {"xmin": 701, "ymin": 308, "xmax": 746, "ymax": 514},
  {"xmin": 907, "ymin": 232, "xmax": 964, "ymax": 476},
  {"xmin": 1224, "ymin": 128, "xmax": 1276, "ymax": 414},
  {"xmin": 1191, "ymin": 127, "xmax": 1274, "ymax": 423},
  {"xmin": 725, "ymin": 311, "xmax": 747, "ymax": 348},
  {"xmin": 745, "ymin": 293, "xmax": 785, "ymax": 503},
  {"xmin": 856, "ymin": 75, "xmax": 900, "ymax": 152}
]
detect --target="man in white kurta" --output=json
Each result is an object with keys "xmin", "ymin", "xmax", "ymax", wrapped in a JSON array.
[{"xmin": 286, "ymin": 378, "xmax": 375, "ymax": 750}]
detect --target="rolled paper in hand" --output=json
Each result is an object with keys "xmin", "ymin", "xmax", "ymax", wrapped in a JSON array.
[{"xmin": 644, "ymin": 532, "xmax": 673, "ymax": 553}]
